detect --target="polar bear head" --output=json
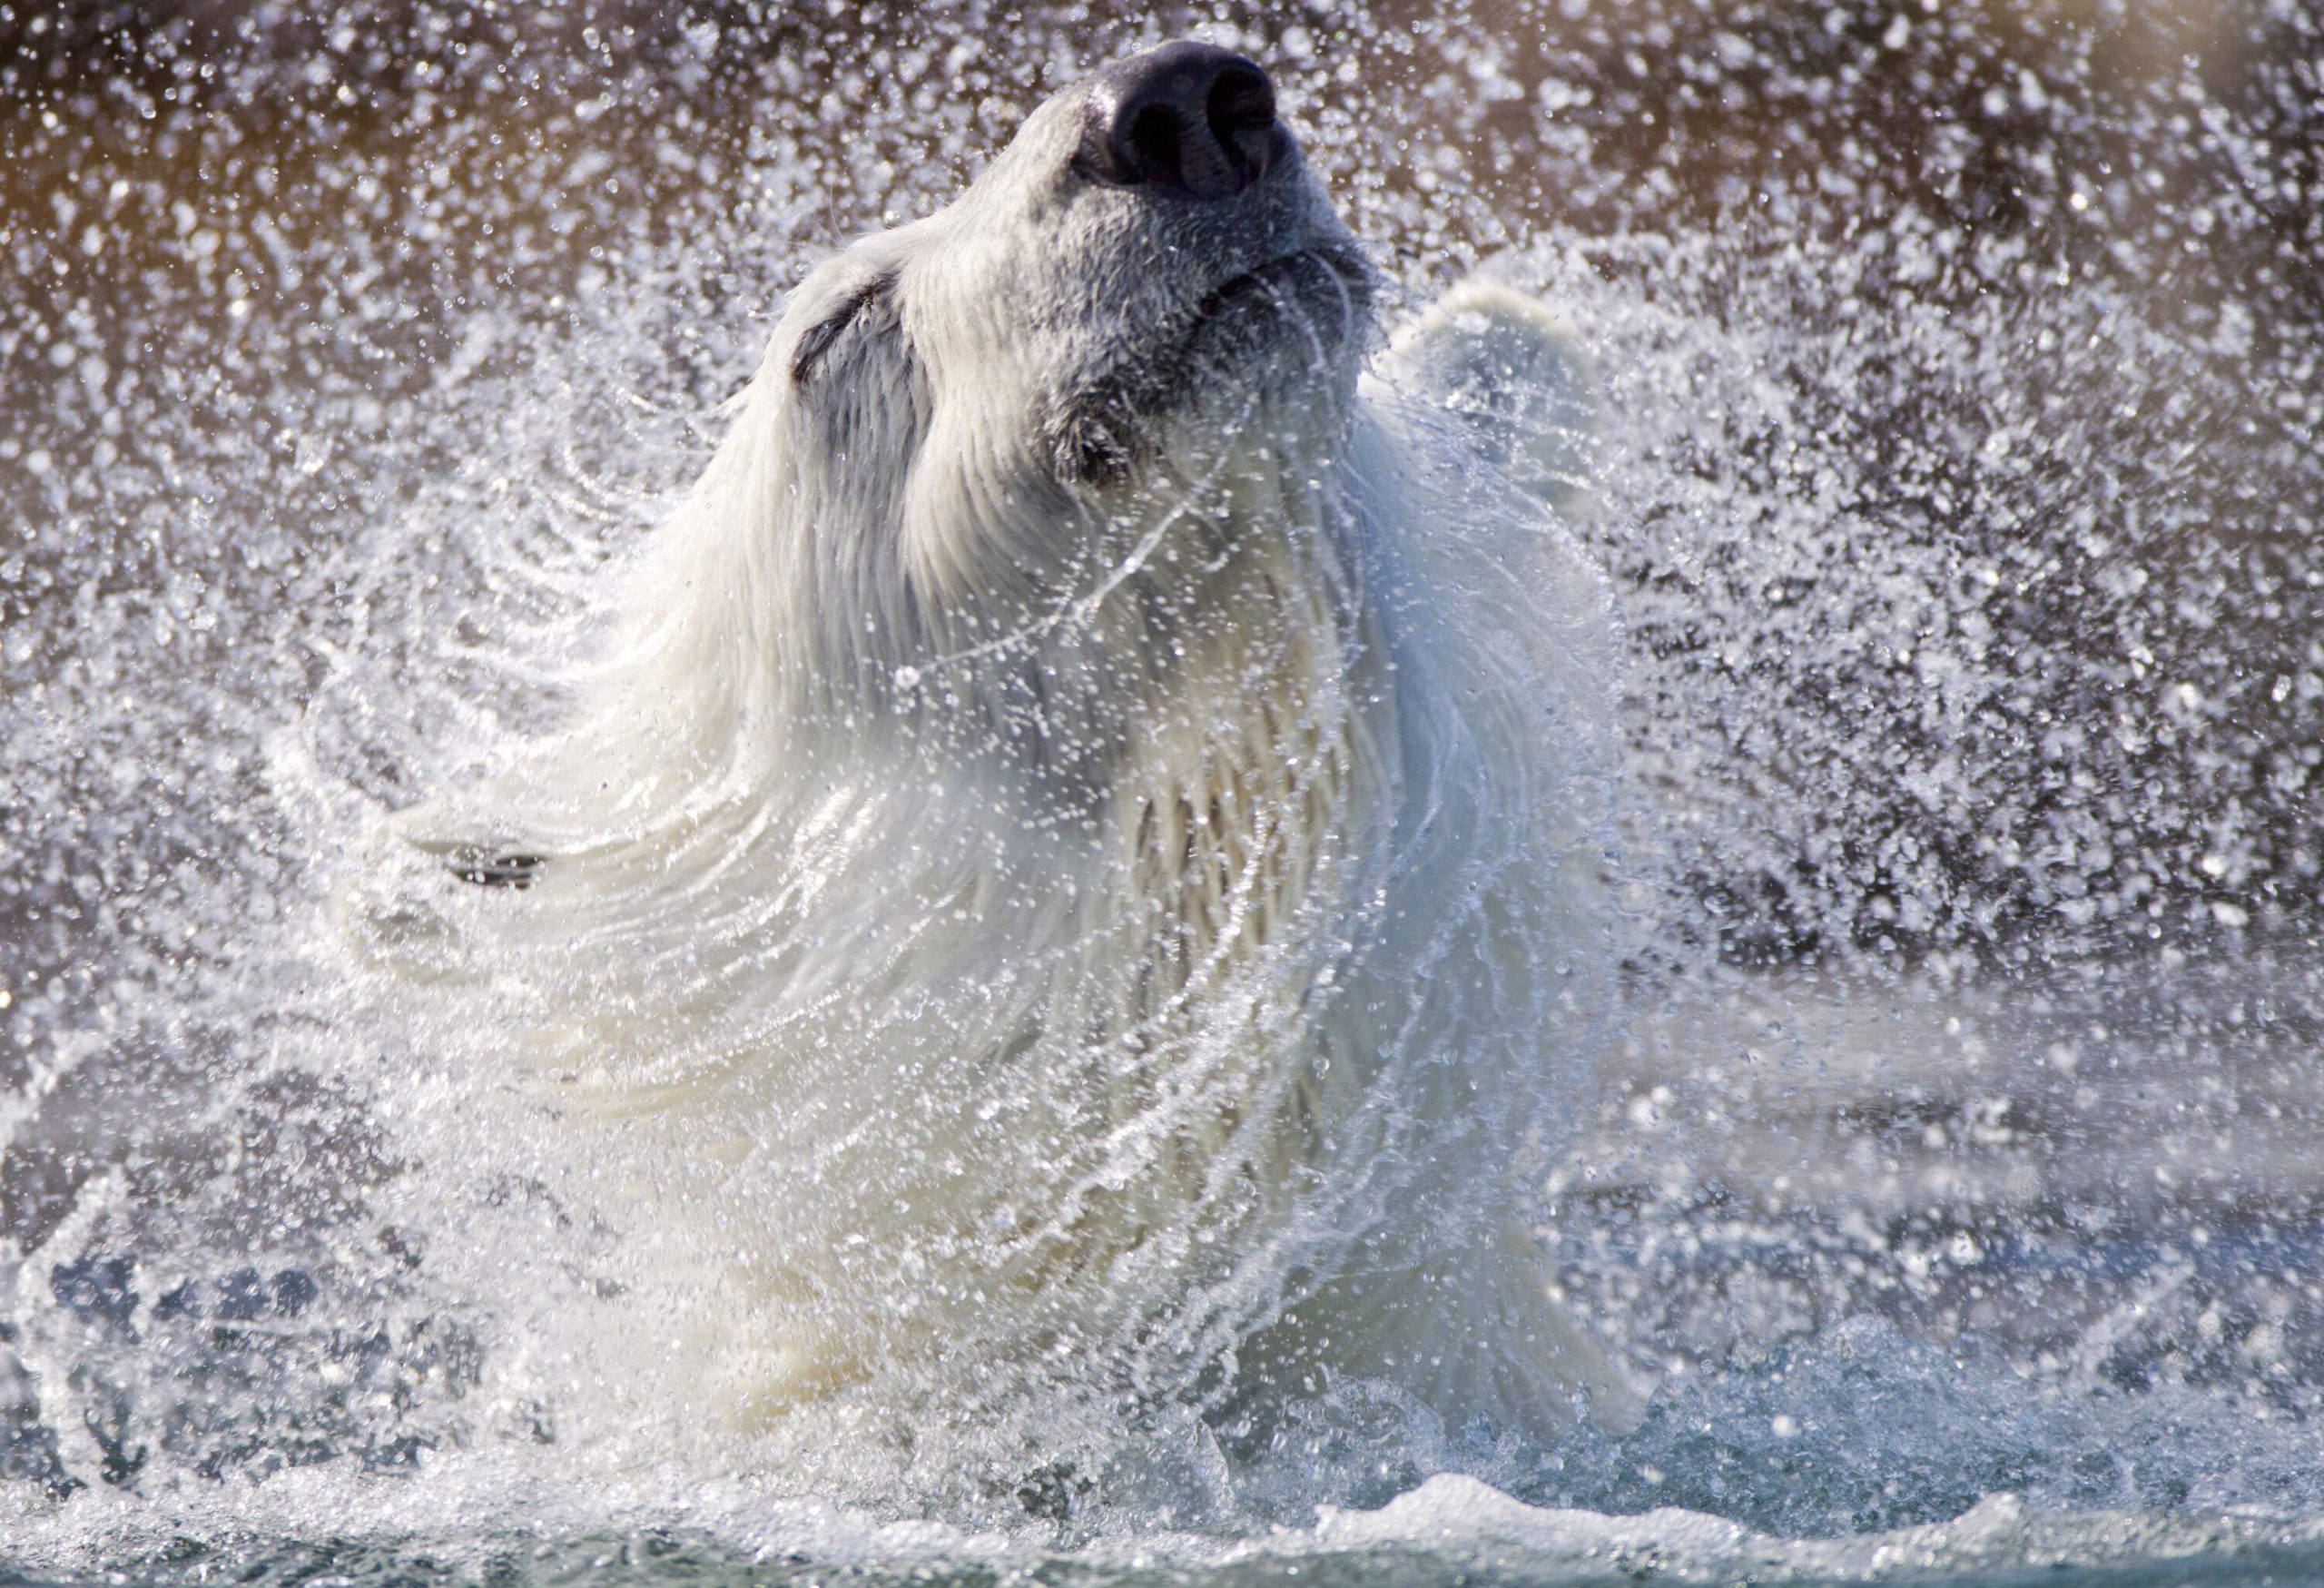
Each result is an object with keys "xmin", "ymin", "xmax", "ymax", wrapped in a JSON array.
[
  {"xmin": 785, "ymin": 41, "xmax": 1371, "ymax": 490},
  {"xmin": 658, "ymin": 44, "xmax": 1381, "ymax": 738},
  {"xmin": 421, "ymin": 40, "xmax": 1595, "ymax": 878}
]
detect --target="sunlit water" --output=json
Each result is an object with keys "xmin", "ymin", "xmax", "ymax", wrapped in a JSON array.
[{"xmin": 4, "ymin": 4, "xmax": 2323, "ymax": 1584}]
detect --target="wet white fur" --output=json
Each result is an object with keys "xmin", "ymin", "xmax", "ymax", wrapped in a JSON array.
[{"xmin": 382, "ymin": 70, "xmax": 1634, "ymax": 1450}]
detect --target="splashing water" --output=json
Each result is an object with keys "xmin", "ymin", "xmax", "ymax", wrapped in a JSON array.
[{"xmin": 3, "ymin": 3, "xmax": 2323, "ymax": 1583}]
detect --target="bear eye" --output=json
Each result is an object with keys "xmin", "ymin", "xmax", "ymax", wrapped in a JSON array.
[{"xmin": 790, "ymin": 271, "xmax": 897, "ymax": 386}]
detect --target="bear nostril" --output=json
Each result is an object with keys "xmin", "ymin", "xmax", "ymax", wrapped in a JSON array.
[
  {"xmin": 1080, "ymin": 41, "xmax": 1278, "ymax": 202},
  {"xmin": 1127, "ymin": 104, "xmax": 1186, "ymax": 182},
  {"xmin": 1206, "ymin": 63, "xmax": 1274, "ymax": 142}
]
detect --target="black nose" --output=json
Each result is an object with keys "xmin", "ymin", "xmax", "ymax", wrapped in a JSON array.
[{"xmin": 1078, "ymin": 41, "xmax": 1280, "ymax": 202}]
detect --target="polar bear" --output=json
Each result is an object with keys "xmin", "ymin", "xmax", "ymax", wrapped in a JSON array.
[{"xmin": 382, "ymin": 41, "xmax": 1632, "ymax": 1458}]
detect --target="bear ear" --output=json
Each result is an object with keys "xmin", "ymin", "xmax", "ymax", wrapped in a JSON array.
[
  {"xmin": 790, "ymin": 269, "xmax": 901, "ymax": 387},
  {"xmin": 1378, "ymin": 281, "xmax": 1595, "ymax": 514}
]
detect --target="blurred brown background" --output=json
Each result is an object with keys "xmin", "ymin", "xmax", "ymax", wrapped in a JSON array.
[{"xmin": 5, "ymin": 1, "xmax": 2314, "ymax": 322}]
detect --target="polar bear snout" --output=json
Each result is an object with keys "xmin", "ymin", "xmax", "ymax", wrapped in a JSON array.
[{"xmin": 1076, "ymin": 42, "xmax": 1285, "ymax": 202}]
